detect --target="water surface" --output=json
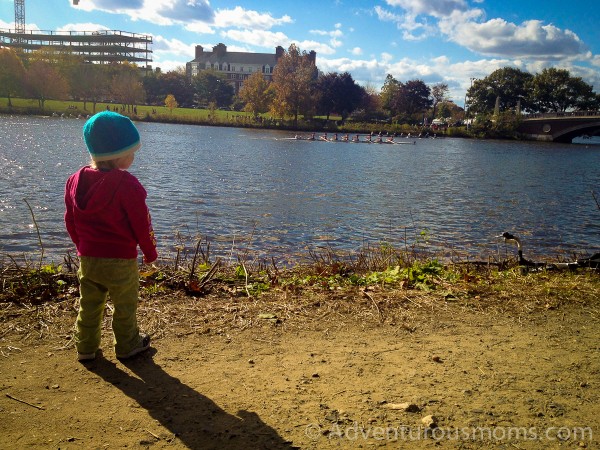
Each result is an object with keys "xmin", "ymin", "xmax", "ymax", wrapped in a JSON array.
[{"xmin": 1, "ymin": 115, "xmax": 598, "ymax": 263}]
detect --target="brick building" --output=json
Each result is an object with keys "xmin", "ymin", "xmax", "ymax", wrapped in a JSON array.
[{"xmin": 186, "ymin": 43, "xmax": 316, "ymax": 93}]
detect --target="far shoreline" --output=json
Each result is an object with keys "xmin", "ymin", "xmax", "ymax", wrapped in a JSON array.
[{"xmin": 1, "ymin": 97, "xmax": 526, "ymax": 141}]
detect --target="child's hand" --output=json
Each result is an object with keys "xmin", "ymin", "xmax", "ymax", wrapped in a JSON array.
[{"xmin": 143, "ymin": 256, "xmax": 157, "ymax": 265}]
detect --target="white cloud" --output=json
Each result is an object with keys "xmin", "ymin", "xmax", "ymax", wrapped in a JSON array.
[
  {"xmin": 381, "ymin": 52, "xmax": 394, "ymax": 63},
  {"xmin": 214, "ymin": 6, "xmax": 292, "ymax": 30},
  {"xmin": 151, "ymin": 58, "xmax": 188, "ymax": 73},
  {"xmin": 152, "ymin": 34, "xmax": 196, "ymax": 57},
  {"xmin": 375, "ymin": 6, "xmax": 436, "ymax": 40},
  {"xmin": 351, "ymin": 47, "xmax": 363, "ymax": 56},
  {"xmin": 294, "ymin": 39, "xmax": 336, "ymax": 55},
  {"xmin": 220, "ymin": 29, "xmax": 290, "ymax": 49},
  {"xmin": 444, "ymin": 18, "xmax": 588, "ymax": 59},
  {"xmin": 381, "ymin": 1, "xmax": 590, "ymax": 62},
  {"xmin": 73, "ymin": 0, "xmax": 214, "ymax": 27},
  {"xmin": 384, "ymin": 0, "xmax": 468, "ymax": 17},
  {"xmin": 57, "ymin": 23, "xmax": 110, "ymax": 33}
]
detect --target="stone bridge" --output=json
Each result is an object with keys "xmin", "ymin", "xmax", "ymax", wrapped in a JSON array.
[{"xmin": 517, "ymin": 111, "xmax": 600, "ymax": 143}]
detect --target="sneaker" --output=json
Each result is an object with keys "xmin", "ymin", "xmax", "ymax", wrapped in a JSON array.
[
  {"xmin": 77, "ymin": 351, "xmax": 97, "ymax": 362},
  {"xmin": 116, "ymin": 334, "xmax": 151, "ymax": 359}
]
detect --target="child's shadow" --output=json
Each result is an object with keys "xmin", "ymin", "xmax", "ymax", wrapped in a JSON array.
[{"xmin": 85, "ymin": 349, "xmax": 296, "ymax": 449}]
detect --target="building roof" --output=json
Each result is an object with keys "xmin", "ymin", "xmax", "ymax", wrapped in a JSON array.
[{"xmin": 190, "ymin": 51, "xmax": 278, "ymax": 66}]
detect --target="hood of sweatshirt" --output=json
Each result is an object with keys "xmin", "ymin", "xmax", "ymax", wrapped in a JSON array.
[{"xmin": 67, "ymin": 166, "xmax": 126, "ymax": 214}]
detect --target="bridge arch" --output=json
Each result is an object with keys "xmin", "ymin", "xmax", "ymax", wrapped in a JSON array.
[
  {"xmin": 551, "ymin": 121, "xmax": 600, "ymax": 143},
  {"xmin": 517, "ymin": 112, "xmax": 600, "ymax": 142}
]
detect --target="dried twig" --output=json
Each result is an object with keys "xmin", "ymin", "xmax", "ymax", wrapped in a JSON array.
[
  {"xmin": 145, "ymin": 429, "xmax": 160, "ymax": 440},
  {"xmin": 23, "ymin": 199, "xmax": 44, "ymax": 270},
  {"xmin": 240, "ymin": 260, "xmax": 251, "ymax": 297},
  {"xmin": 6, "ymin": 393, "xmax": 45, "ymax": 410},
  {"xmin": 188, "ymin": 238, "xmax": 203, "ymax": 280},
  {"xmin": 196, "ymin": 258, "xmax": 221, "ymax": 290},
  {"xmin": 362, "ymin": 289, "xmax": 383, "ymax": 323}
]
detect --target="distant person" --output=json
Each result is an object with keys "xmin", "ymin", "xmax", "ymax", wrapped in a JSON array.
[{"xmin": 64, "ymin": 111, "xmax": 158, "ymax": 362}]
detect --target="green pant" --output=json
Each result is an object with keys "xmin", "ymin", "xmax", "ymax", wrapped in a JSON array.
[{"xmin": 75, "ymin": 256, "xmax": 141, "ymax": 355}]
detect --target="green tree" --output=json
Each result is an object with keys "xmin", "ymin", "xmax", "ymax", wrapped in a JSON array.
[
  {"xmin": 145, "ymin": 69, "xmax": 194, "ymax": 107},
  {"xmin": 467, "ymin": 67, "xmax": 533, "ymax": 114},
  {"xmin": 529, "ymin": 67, "xmax": 598, "ymax": 112},
  {"xmin": 316, "ymin": 72, "xmax": 365, "ymax": 121},
  {"xmin": 239, "ymin": 71, "xmax": 273, "ymax": 118},
  {"xmin": 393, "ymin": 79, "xmax": 432, "ymax": 121},
  {"xmin": 380, "ymin": 74, "xmax": 401, "ymax": 114},
  {"xmin": 0, "ymin": 48, "xmax": 26, "ymax": 107},
  {"xmin": 192, "ymin": 70, "xmax": 233, "ymax": 108},
  {"xmin": 430, "ymin": 82, "xmax": 449, "ymax": 120},
  {"xmin": 271, "ymin": 44, "xmax": 317, "ymax": 126}
]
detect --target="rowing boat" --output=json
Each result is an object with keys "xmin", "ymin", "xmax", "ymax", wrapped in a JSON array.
[{"xmin": 281, "ymin": 135, "xmax": 416, "ymax": 145}]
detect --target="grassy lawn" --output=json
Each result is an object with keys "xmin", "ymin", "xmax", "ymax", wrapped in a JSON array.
[
  {"xmin": 0, "ymin": 97, "xmax": 253, "ymax": 121},
  {"xmin": 0, "ymin": 96, "xmax": 427, "ymax": 135}
]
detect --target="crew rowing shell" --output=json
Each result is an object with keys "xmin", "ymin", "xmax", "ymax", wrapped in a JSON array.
[{"xmin": 280, "ymin": 133, "xmax": 420, "ymax": 145}]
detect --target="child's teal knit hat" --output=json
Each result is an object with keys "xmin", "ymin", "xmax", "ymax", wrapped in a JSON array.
[{"xmin": 83, "ymin": 111, "xmax": 141, "ymax": 162}]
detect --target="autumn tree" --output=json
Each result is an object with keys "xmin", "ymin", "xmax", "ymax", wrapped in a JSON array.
[
  {"xmin": 238, "ymin": 71, "xmax": 273, "ymax": 118},
  {"xmin": 271, "ymin": 44, "xmax": 317, "ymax": 125},
  {"xmin": 165, "ymin": 94, "xmax": 178, "ymax": 112},
  {"xmin": 110, "ymin": 62, "xmax": 145, "ymax": 111},
  {"xmin": 69, "ymin": 63, "xmax": 110, "ymax": 113},
  {"xmin": 0, "ymin": 48, "xmax": 26, "ymax": 107},
  {"xmin": 25, "ymin": 60, "xmax": 69, "ymax": 109}
]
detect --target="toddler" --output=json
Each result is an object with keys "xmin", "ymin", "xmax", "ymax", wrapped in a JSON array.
[{"xmin": 64, "ymin": 111, "xmax": 157, "ymax": 361}]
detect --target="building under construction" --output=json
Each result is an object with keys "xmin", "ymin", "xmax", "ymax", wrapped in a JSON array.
[{"xmin": 0, "ymin": 28, "xmax": 152, "ymax": 67}]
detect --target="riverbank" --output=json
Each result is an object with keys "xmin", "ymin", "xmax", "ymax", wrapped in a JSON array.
[
  {"xmin": 1, "ymin": 256, "xmax": 599, "ymax": 448},
  {"xmin": 1, "ymin": 97, "xmax": 472, "ymax": 138}
]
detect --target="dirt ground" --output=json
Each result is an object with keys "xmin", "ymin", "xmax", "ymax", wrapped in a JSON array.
[{"xmin": 1, "ymin": 279, "xmax": 599, "ymax": 449}]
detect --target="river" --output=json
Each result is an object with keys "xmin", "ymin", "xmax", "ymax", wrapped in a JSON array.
[{"xmin": 1, "ymin": 115, "xmax": 599, "ymax": 264}]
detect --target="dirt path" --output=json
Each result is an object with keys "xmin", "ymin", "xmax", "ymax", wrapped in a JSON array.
[{"xmin": 1, "ymin": 295, "xmax": 599, "ymax": 449}]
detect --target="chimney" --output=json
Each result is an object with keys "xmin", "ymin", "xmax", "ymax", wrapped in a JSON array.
[
  {"xmin": 275, "ymin": 46, "xmax": 284, "ymax": 60},
  {"xmin": 195, "ymin": 45, "xmax": 204, "ymax": 59},
  {"xmin": 213, "ymin": 43, "xmax": 227, "ymax": 57}
]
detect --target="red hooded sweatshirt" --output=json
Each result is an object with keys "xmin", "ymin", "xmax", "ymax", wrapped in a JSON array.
[{"xmin": 64, "ymin": 166, "xmax": 157, "ymax": 263}]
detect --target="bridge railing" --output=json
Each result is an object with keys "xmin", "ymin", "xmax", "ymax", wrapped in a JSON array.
[{"xmin": 523, "ymin": 111, "xmax": 600, "ymax": 120}]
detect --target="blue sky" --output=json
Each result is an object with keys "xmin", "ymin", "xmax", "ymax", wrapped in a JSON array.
[{"xmin": 1, "ymin": 0, "xmax": 599, "ymax": 105}]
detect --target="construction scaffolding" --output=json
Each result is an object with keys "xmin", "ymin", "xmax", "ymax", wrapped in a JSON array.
[{"xmin": 0, "ymin": 29, "xmax": 152, "ymax": 66}]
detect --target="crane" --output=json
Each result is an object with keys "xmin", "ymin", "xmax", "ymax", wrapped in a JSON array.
[{"xmin": 14, "ymin": 0, "xmax": 24, "ymax": 34}]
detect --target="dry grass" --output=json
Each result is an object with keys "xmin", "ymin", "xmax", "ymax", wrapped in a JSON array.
[{"xmin": 1, "ymin": 246, "xmax": 599, "ymax": 352}]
